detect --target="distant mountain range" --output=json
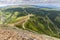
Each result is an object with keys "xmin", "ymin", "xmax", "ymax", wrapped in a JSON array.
[{"xmin": 0, "ymin": 5, "xmax": 60, "ymax": 9}]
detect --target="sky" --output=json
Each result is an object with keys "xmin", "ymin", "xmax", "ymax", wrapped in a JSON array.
[{"xmin": 0, "ymin": 0, "xmax": 60, "ymax": 7}]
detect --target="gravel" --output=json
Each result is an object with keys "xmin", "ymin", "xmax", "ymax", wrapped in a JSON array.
[{"xmin": 0, "ymin": 25, "xmax": 60, "ymax": 40}]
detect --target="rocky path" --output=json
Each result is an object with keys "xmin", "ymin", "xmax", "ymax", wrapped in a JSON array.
[{"xmin": 0, "ymin": 25, "xmax": 60, "ymax": 40}]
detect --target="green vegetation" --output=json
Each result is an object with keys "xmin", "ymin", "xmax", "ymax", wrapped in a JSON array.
[{"xmin": 0, "ymin": 6, "xmax": 60, "ymax": 38}]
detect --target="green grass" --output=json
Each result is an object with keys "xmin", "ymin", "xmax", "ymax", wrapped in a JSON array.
[
  {"xmin": 24, "ymin": 16, "xmax": 60, "ymax": 38},
  {"xmin": 0, "ymin": 7, "xmax": 60, "ymax": 38}
]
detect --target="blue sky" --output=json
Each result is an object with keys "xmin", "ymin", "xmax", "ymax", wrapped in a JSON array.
[{"xmin": 0, "ymin": 0, "xmax": 60, "ymax": 7}]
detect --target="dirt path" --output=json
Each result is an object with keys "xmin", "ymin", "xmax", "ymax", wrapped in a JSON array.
[{"xmin": 7, "ymin": 14, "xmax": 34, "ymax": 29}]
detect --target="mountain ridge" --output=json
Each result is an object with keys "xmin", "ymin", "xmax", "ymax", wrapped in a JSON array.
[{"xmin": 0, "ymin": 6, "xmax": 60, "ymax": 39}]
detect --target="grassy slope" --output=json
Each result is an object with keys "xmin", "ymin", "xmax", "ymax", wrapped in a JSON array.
[
  {"xmin": 0, "ymin": 7, "xmax": 60, "ymax": 38},
  {"xmin": 24, "ymin": 15, "xmax": 60, "ymax": 38}
]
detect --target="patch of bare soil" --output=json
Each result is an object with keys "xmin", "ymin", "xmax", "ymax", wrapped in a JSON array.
[{"xmin": 0, "ymin": 25, "xmax": 60, "ymax": 40}]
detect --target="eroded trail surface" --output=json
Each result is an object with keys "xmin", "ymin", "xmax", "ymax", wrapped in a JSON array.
[{"xmin": 0, "ymin": 25, "xmax": 60, "ymax": 40}]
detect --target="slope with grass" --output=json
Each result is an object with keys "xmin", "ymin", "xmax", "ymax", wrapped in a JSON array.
[{"xmin": 0, "ymin": 6, "xmax": 60, "ymax": 39}]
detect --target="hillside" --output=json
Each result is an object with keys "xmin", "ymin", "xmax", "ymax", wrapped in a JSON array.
[{"xmin": 0, "ymin": 5, "xmax": 60, "ymax": 39}]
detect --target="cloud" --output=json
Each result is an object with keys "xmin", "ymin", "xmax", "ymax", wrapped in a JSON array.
[{"xmin": 0, "ymin": 0, "xmax": 60, "ymax": 5}]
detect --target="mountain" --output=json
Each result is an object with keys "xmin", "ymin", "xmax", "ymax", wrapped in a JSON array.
[
  {"xmin": 0, "ymin": 4, "xmax": 59, "ymax": 8},
  {"xmin": 0, "ymin": 5, "xmax": 60, "ymax": 39}
]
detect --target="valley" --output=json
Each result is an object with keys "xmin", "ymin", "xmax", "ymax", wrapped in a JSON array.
[{"xmin": 0, "ymin": 5, "xmax": 60, "ymax": 40}]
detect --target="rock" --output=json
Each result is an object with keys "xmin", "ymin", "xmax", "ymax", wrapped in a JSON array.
[{"xmin": 0, "ymin": 27, "xmax": 60, "ymax": 40}]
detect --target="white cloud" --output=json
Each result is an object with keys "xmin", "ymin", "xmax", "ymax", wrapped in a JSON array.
[{"xmin": 0, "ymin": 0, "xmax": 60, "ymax": 5}]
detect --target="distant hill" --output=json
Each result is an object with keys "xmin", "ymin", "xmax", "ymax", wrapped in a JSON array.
[{"xmin": 0, "ymin": 5, "xmax": 60, "ymax": 38}]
